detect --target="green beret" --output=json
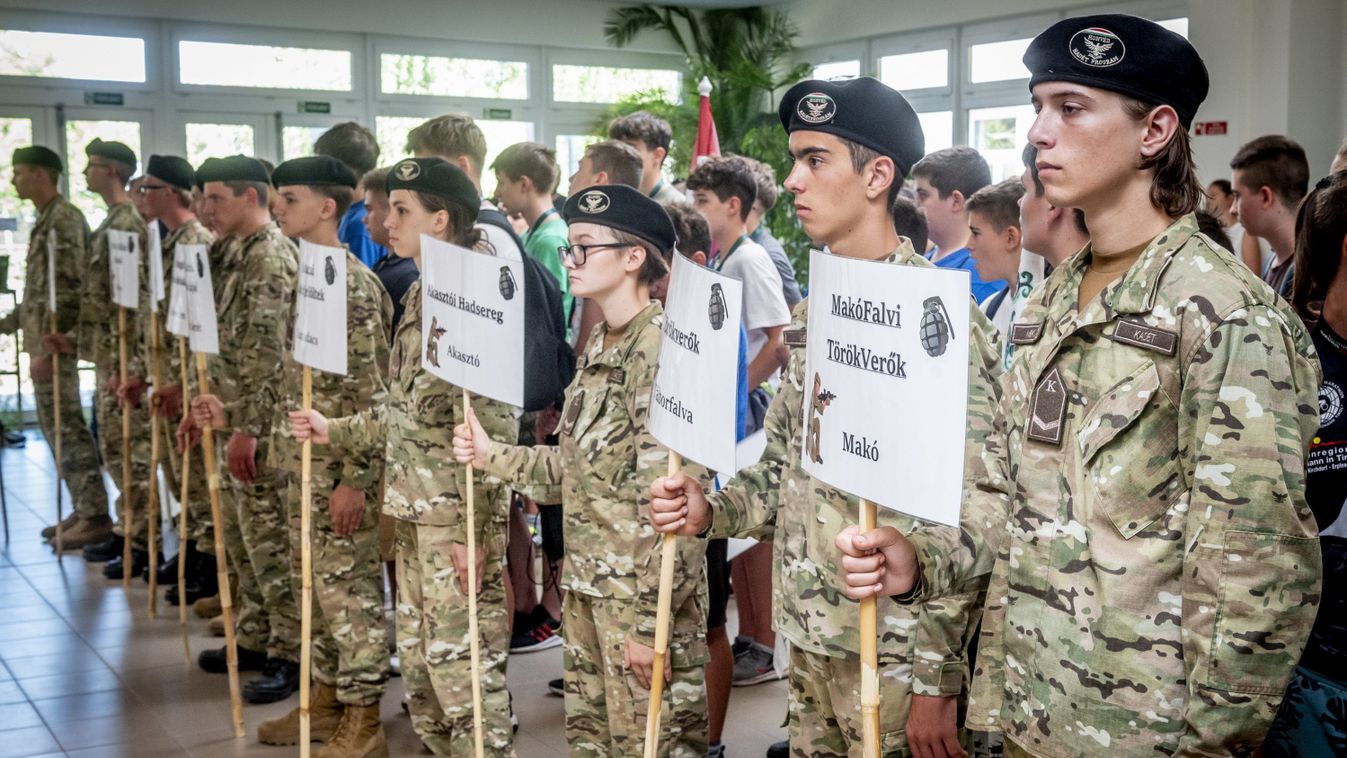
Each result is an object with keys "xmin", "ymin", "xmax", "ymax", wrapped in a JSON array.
[
  {"xmin": 13, "ymin": 146, "xmax": 62, "ymax": 172},
  {"xmin": 86, "ymin": 138, "xmax": 137, "ymax": 168},
  {"xmin": 385, "ymin": 158, "xmax": 479, "ymax": 214},
  {"xmin": 271, "ymin": 155, "xmax": 357, "ymax": 189},
  {"xmin": 563, "ymin": 184, "xmax": 676, "ymax": 254},
  {"xmin": 196, "ymin": 154, "xmax": 270, "ymax": 184},
  {"xmin": 146, "ymin": 155, "xmax": 195, "ymax": 191}
]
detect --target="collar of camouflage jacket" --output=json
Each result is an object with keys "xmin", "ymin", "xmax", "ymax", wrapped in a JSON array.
[
  {"xmin": 583, "ymin": 299, "xmax": 662, "ymax": 371},
  {"xmin": 96, "ymin": 200, "xmax": 138, "ymax": 234}
]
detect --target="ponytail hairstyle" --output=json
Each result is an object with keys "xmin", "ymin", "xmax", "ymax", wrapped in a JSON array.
[{"xmin": 1289, "ymin": 171, "xmax": 1347, "ymax": 324}]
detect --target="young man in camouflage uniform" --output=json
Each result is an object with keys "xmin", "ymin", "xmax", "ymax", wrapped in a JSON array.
[
  {"xmin": 75, "ymin": 139, "xmax": 154, "ymax": 579},
  {"xmin": 648, "ymin": 77, "xmax": 1004, "ymax": 757},
  {"xmin": 838, "ymin": 15, "xmax": 1323, "ymax": 756},
  {"xmin": 190, "ymin": 155, "xmax": 303, "ymax": 703},
  {"xmin": 2, "ymin": 146, "xmax": 108, "ymax": 548}
]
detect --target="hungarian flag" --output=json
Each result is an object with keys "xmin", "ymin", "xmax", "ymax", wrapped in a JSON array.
[{"xmin": 690, "ymin": 76, "xmax": 720, "ymax": 171}]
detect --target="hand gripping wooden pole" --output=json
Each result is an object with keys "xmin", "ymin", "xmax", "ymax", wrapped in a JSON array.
[
  {"xmin": 118, "ymin": 306, "xmax": 134, "ymax": 589},
  {"xmin": 642, "ymin": 451, "xmax": 682, "ymax": 758},
  {"xmin": 49, "ymin": 311, "xmax": 65, "ymax": 553},
  {"xmin": 463, "ymin": 387, "xmax": 485, "ymax": 758},
  {"xmin": 299, "ymin": 367, "xmax": 314, "ymax": 757},
  {"xmin": 176, "ymin": 336, "xmax": 192, "ymax": 663},
  {"xmin": 195, "ymin": 352, "xmax": 245, "ymax": 737},
  {"xmin": 859, "ymin": 498, "xmax": 880, "ymax": 758},
  {"xmin": 146, "ymin": 315, "xmax": 163, "ymax": 618}
]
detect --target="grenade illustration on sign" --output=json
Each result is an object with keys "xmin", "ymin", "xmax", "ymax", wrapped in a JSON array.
[
  {"xmin": 919, "ymin": 296, "xmax": 953, "ymax": 357},
  {"xmin": 708, "ymin": 283, "xmax": 727, "ymax": 330},
  {"xmin": 324, "ymin": 256, "xmax": 336, "ymax": 286},
  {"xmin": 196, "ymin": 251, "xmax": 204, "ymax": 278},
  {"xmin": 498, "ymin": 265, "xmax": 517, "ymax": 300}
]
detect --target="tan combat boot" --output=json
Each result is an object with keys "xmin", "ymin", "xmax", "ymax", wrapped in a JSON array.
[
  {"xmin": 257, "ymin": 682, "xmax": 344, "ymax": 745},
  {"xmin": 208, "ymin": 614, "xmax": 225, "ymax": 637},
  {"xmin": 55, "ymin": 515, "xmax": 113, "ymax": 550},
  {"xmin": 315, "ymin": 703, "xmax": 387, "ymax": 758},
  {"xmin": 42, "ymin": 511, "xmax": 82, "ymax": 541},
  {"xmin": 194, "ymin": 593, "xmax": 223, "ymax": 618}
]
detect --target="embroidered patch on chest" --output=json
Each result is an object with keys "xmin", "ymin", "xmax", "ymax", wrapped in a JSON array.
[
  {"xmin": 1109, "ymin": 319, "xmax": 1177, "ymax": 355},
  {"xmin": 607, "ymin": 368, "xmax": 626, "ymax": 386},
  {"xmin": 1027, "ymin": 366, "xmax": 1067, "ymax": 446},
  {"xmin": 783, "ymin": 329, "xmax": 807, "ymax": 348},
  {"xmin": 1010, "ymin": 321, "xmax": 1044, "ymax": 345}
]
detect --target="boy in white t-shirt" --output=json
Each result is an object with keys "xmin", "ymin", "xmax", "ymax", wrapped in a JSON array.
[{"xmin": 688, "ymin": 156, "xmax": 790, "ymax": 389}]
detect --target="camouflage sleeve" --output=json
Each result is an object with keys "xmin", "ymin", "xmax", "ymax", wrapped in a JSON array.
[
  {"xmin": 76, "ymin": 231, "xmax": 109, "ymax": 364},
  {"xmin": 336, "ymin": 279, "xmax": 391, "ymax": 492},
  {"xmin": 483, "ymin": 437, "xmax": 563, "ymax": 490},
  {"xmin": 908, "ymin": 587, "xmax": 982, "ymax": 696},
  {"xmin": 1172, "ymin": 306, "xmax": 1320, "ymax": 754},
  {"xmin": 326, "ymin": 401, "xmax": 387, "ymax": 468},
  {"xmin": 222, "ymin": 250, "xmax": 295, "ymax": 438}
]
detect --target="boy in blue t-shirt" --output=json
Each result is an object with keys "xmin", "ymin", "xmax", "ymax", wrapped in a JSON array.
[{"xmin": 912, "ymin": 145, "xmax": 1008, "ymax": 304}]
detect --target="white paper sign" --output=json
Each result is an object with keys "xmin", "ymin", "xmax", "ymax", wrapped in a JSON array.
[
  {"xmin": 800, "ymin": 249, "xmax": 970, "ymax": 526},
  {"xmin": 165, "ymin": 244, "xmax": 192, "ymax": 338},
  {"xmin": 148, "ymin": 229, "xmax": 165, "ymax": 313},
  {"xmin": 292, "ymin": 240, "xmax": 348, "ymax": 376},
  {"xmin": 46, "ymin": 229, "xmax": 57, "ymax": 313},
  {"xmin": 107, "ymin": 229, "xmax": 140, "ymax": 310},
  {"xmin": 647, "ymin": 254, "xmax": 744, "ymax": 474},
  {"xmin": 419, "ymin": 235, "xmax": 524, "ymax": 407},
  {"xmin": 181, "ymin": 244, "xmax": 219, "ymax": 355}
]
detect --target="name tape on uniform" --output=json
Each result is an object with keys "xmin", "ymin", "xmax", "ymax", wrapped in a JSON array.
[
  {"xmin": 420, "ymin": 235, "xmax": 525, "ymax": 407},
  {"xmin": 648, "ymin": 254, "xmax": 744, "ymax": 474},
  {"xmin": 148, "ymin": 229, "xmax": 165, "ymax": 313},
  {"xmin": 292, "ymin": 239, "xmax": 348, "ymax": 376},
  {"xmin": 107, "ymin": 229, "xmax": 140, "ymax": 310},
  {"xmin": 800, "ymin": 249, "xmax": 970, "ymax": 526},
  {"xmin": 181, "ymin": 243, "xmax": 219, "ymax": 355}
]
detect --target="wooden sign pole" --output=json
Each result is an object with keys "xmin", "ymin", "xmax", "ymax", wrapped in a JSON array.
[
  {"xmin": 462, "ymin": 387, "xmax": 485, "ymax": 758},
  {"xmin": 642, "ymin": 451, "xmax": 683, "ymax": 758},
  {"xmin": 146, "ymin": 316, "xmax": 163, "ymax": 617},
  {"xmin": 118, "ymin": 306, "xmax": 134, "ymax": 589},
  {"xmin": 176, "ymin": 336, "xmax": 192, "ymax": 662},
  {"xmin": 299, "ymin": 366, "xmax": 314, "ymax": 757},
  {"xmin": 859, "ymin": 498, "xmax": 880, "ymax": 758}
]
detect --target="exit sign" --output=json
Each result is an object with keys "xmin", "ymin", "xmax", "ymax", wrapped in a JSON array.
[
  {"xmin": 484, "ymin": 107, "xmax": 512, "ymax": 120},
  {"xmin": 84, "ymin": 91, "xmax": 125, "ymax": 106},
  {"xmin": 1194, "ymin": 121, "xmax": 1228, "ymax": 136},
  {"xmin": 299, "ymin": 101, "xmax": 332, "ymax": 114}
]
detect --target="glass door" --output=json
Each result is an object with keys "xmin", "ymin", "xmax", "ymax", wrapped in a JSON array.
[
  {"xmin": 0, "ymin": 106, "xmax": 51, "ymax": 426},
  {"xmin": 60, "ymin": 108, "xmax": 153, "ymax": 228},
  {"xmin": 174, "ymin": 112, "xmax": 268, "ymax": 168}
]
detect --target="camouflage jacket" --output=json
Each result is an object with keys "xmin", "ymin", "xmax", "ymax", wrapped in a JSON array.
[
  {"xmin": 906, "ymin": 214, "xmax": 1323, "ymax": 756},
  {"xmin": 268, "ymin": 249, "xmax": 392, "ymax": 494},
  {"xmin": 484, "ymin": 300, "xmax": 711, "ymax": 654},
  {"xmin": 78, "ymin": 201, "xmax": 148, "ymax": 375},
  {"xmin": 708, "ymin": 240, "xmax": 1003, "ymax": 697},
  {"xmin": 328, "ymin": 278, "xmax": 517, "ymax": 539},
  {"xmin": 157, "ymin": 219, "xmax": 214, "ymax": 389},
  {"xmin": 216, "ymin": 223, "xmax": 298, "ymax": 439},
  {"xmin": 11, "ymin": 196, "xmax": 88, "ymax": 355}
]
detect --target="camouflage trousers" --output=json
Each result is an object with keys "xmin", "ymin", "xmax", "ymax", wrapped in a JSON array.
[
  {"xmin": 32, "ymin": 357, "xmax": 106, "ymax": 520},
  {"xmin": 280, "ymin": 470, "xmax": 390, "ymax": 706},
  {"xmin": 223, "ymin": 439, "xmax": 299, "ymax": 662},
  {"xmin": 395, "ymin": 519, "xmax": 513, "ymax": 756},
  {"xmin": 786, "ymin": 646, "xmax": 916, "ymax": 757},
  {"xmin": 96, "ymin": 367, "xmax": 154, "ymax": 547},
  {"xmin": 158, "ymin": 415, "xmax": 215, "ymax": 553},
  {"xmin": 562, "ymin": 591, "xmax": 709, "ymax": 757}
]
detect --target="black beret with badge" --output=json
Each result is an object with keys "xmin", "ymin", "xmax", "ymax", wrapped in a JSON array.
[
  {"xmin": 1024, "ymin": 14, "xmax": 1209, "ymax": 129},
  {"xmin": 563, "ymin": 184, "xmax": 677, "ymax": 254},
  {"xmin": 13, "ymin": 145, "xmax": 63, "ymax": 172},
  {"xmin": 85, "ymin": 138, "xmax": 138, "ymax": 168},
  {"xmin": 385, "ymin": 157, "xmax": 480, "ymax": 213},
  {"xmin": 196, "ymin": 154, "xmax": 271, "ymax": 184},
  {"xmin": 777, "ymin": 77, "xmax": 925, "ymax": 177},
  {"xmin": 146, "ymin": 155, "xmax": 195, "ymax": 191},
  {"xmin": 271, "ymin": 155, "xmax": 357, "ymax": 189}
]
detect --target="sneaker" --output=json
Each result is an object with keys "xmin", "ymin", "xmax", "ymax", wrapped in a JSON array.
[
  {"xmin": 547, "ymin": 678, "xmax": 564, "ymax": 697},
  {"xmin": 765, "ymin": 739, "xmax": 788, "ymax": 758},
  {"xmin": 510, "ymin": 612, "xmax": 562, "ymax": 653},
  {"xmin": 708, "ymin": 742, "xmax": 726, "ymax": 758},
  {"xmin": 732, "ymin": 643, "xmax": 781, "ymax": 687},
  {"xmin": 731, "ymin": 635, "xmax": 754, "ymax": 659},
  {"xmin": 509, "ymin": 691, "xmax": 518, "ymax": 735}
]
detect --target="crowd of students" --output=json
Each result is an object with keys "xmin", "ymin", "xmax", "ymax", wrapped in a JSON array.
[{"xmin": 7, "ymin": 9, "xmax": 1347, "ymax": 758}]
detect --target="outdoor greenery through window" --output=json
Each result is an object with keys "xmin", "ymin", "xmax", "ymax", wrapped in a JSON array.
[
  {"xmin": 65, "ymin": 119, "xmax": 142, "ymax": 228},
  {"xmin": 552, "ymin": 64, "xmax": 680, "ymax": 104},
  {"xmin": 282, "ymin": 125, "xmax": 325, "ymax": 160},
  {"xmin": 185, "ymin": 122, "xmax": 255, "ymax": 168},
  {"xmin": 375, "ymin": 116, "xmax": 533, "ymax": 197},
  {"xmin": 0, "ymin": 29, "xmax": 145, "ymax": 82},
  {"xmin": 178, "ymin": 40, "xmax": 352, "ymax": 90},
  {"xmin": 381, "ymin": 54, "xmax": 527, "ymax": 99}
]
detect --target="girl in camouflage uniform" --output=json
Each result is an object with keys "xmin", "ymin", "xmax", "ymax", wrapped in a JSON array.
[{"xmin": 455, "ymin": 184, "xmax": 711, "ymax": 757}]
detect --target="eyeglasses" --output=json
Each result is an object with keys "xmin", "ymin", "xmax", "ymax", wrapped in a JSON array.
[
  {"xmin": 137, "ymin": 184, "xmax": 169, "ymax": 194},
  {"xmin": 557, "ymin": 242, "xmax": 629, "ymax": 266}
]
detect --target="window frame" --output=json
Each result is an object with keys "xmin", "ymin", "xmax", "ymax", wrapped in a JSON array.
[
  {"xmin": 0, "ymin": 10, "xmax": 157, "ymax": 91},
  {"xmin": 544, "ymin": 47, "xmax": 686, "ymax": 111},
  {"xmin": 170, "ymin": 24, "xmax": 363, "ymax": 98},
  {"xmin": 371, "ymin": 36, "xmax": 538, "ymax": 104},
  {"xmin": 871, "ymin": 29, "xmax": 955, "ymax": 97}
]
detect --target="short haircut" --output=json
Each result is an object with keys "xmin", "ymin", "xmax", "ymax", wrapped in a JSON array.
[
  {"xmin": 292, "ymin": 183, "xmax": 353, "ymax": 219},
  {"xmin": 406, "ymin": 114, "xmax": 488, "ymax": 173},
  {"xmin": 1208, "ymin": 178, "xmax": 1233, "ymax": 196},
  {"xmin": 686, "ymin": 156, "xmax": 757, "ymax": 221},
  {"xmin": 223, "ymin": 180, "xmax": 268, "ymax": 206},
  {"xmin": 966, "ymin": 178, "xmax": 1025, "ymax": 232},
  {"xmin": 607, "ymin": 111, "xmax": 673, "ymax": 154},
  {"xmin": 911, "ymin": 146, "xmax": 991, "ymax": 200},
  {"xmin": 583, "ymin": 141, "xmax": 643, "ymax": 189},
  {"xmin": 835, "ymin": 136, "xmax": 902, "ymax": 209},
  {"xmin": 491, "ymin": 142, "xmax": 560, "ymax": 194},
  {"xmin": 314, "ymin": 122, "xmax": 380, "ymax": 176},
  {"xmin": 1021, "ymin": 143, "xmax": 1088, "ymax": 236},
  {"xmin": 1194, "ymin": 210, "xmax": 1233, "ymax": 252},
  {"xmin": 665, "ymin": 203, "xmax": 711, "ymax": 262},
  {"xmin": 890, "ymin": 195, "xmax": 928, "ymax": 253},
  {"xmin": 738, "ymin": 156, "xmax": 779, "ymax": 213},
  {"xmin": 1230, "ymin": 135, "xmax": 1309, "ymax": 207},
  {"xmin": 110, "ymin": 159, "xmax": 135, "ymax": 185},
  {"xmin": 361, "ymin": 166, "xmax": 390, "ymax": 197}
]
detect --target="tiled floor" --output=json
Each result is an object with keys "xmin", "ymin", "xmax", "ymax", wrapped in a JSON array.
[{"xmin": 0, "ymin": 432, "xmax": 788, "ymax": 757}]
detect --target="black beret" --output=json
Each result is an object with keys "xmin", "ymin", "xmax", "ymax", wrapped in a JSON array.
[
  {"xmin": 385, "ymin": 158, "xmax": 479, "ymax": 213},
  {"xmin": 272, "ymin": 155, "xmax": 357, "ymax": 189},
  {"xmin": 146, "ymin": 155, "xmax": 195, "ymax": 191},
  {"xmin": 86, "ymin": 138, "xmax": 137, "ymax": 168},
  {"xmin": 563, "ymin": 184, "xmax": 676, "ymax": 254},
  {"xmin": 13, "ymin": 146, "xmax": 62, "ymax": 172},
  {"xmin": 778, "ymin": 77, "xmax": 925, "ymax": 177},
  {"xmin": 196, "ymin": 154, "xmax": 271, "ymax": 184},
  {"xmin": 1025, "ymin": 14, "xmax": 1209, "ymax": 129}
]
